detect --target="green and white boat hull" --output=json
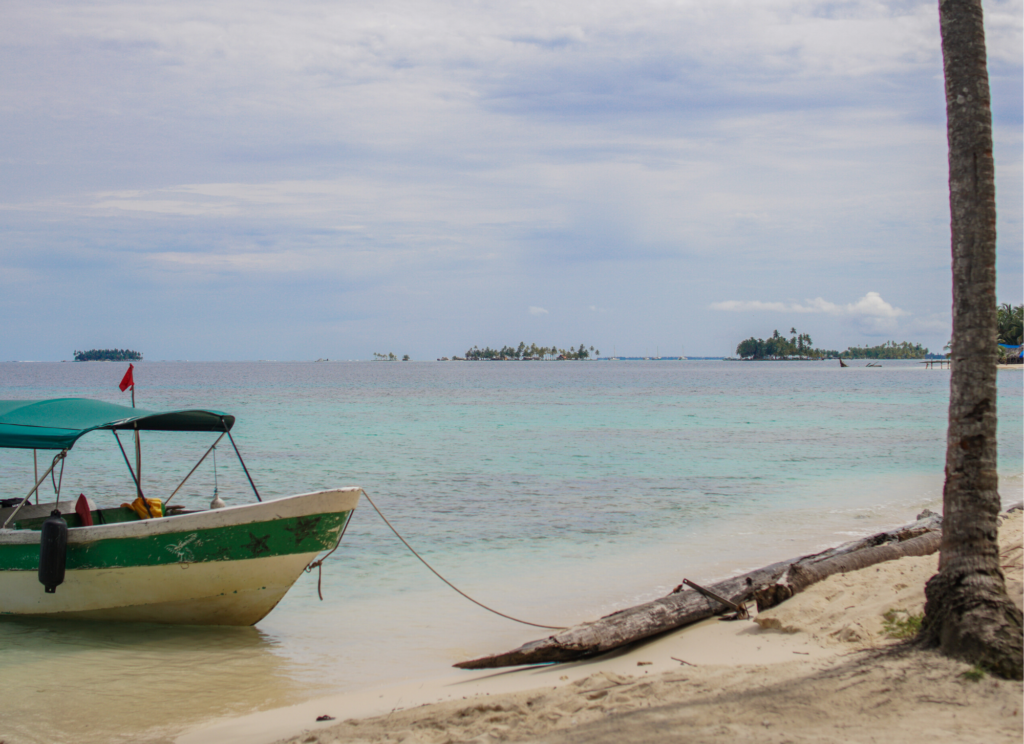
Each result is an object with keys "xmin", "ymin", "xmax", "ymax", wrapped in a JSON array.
[{"xmin": 0, "ymin": 488, "xmax": 360, "ymax": 626}]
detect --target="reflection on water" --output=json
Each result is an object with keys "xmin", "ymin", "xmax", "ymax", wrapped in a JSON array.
[{"xmin": 0, "ymin": 618, "xmax": 312, "ymax": 744}]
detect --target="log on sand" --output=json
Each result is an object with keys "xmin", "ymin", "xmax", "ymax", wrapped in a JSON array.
[
  {"xmin": 752, "ymin": 530, "xmax": 940, "ymax": 610},
  {"xmin": 455, "ymin": 514, "xmax": 941, "ymax": 670}
]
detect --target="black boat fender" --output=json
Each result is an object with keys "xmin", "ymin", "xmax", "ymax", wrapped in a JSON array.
[{"xmin": 38, "ymin": 510, "xmax": 68, "ymax": 594}]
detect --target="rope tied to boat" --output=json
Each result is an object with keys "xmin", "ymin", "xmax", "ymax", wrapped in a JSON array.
[
  {"xmin": 304, "ymin": 504, "xmax": 353, "ymax": 601},
  {"xmin": 307, "ymin": 489, "xmax": 567, "ymax": 631}
]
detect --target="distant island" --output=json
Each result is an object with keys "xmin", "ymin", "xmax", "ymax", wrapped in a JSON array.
[
  {"xmin": 839, "ymin": 341, "xmax": 928, "ymax": 360},
  {"xmin": 735, "ymin": 329, "xmax": 835, "ymax": 360},
  {"xmin": 451, "ymin": 343, "xmax": 598, "ymax": 361},
  {"xmin": 74, "ymin": 349, "xmax": 143, "ymax": 362},
  {"xmin": 735, "ymin": 330, "xmax": 927, "ymax": 360}
]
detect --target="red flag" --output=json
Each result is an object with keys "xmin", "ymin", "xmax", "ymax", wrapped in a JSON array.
[{"xmin": 119, "ymin": 364, "xmax": 134, "ymax": 392}]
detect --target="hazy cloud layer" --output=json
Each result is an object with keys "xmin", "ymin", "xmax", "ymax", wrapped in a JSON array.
[
  {"xmin": 1, "ymin": 0, "xmax": 1020, "ymax": 360},
  {"xmin": 711, "ymin": 292, "xmax": 908, "ymax": 335}
]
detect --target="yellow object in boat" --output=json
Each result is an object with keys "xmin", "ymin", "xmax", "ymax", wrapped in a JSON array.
[{"xmin": 120, "ymin": 496, "xmax": 163, "ymax": 519}]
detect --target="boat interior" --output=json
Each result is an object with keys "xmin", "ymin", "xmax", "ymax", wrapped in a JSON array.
[{"xmin": 0, "ymin": 499, "xmax": 196, "ymax": 531}]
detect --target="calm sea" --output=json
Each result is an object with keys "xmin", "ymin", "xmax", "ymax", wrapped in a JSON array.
[{"xmin": 1, "ymin": 360, "xmax": 1021, "ymax": 743}]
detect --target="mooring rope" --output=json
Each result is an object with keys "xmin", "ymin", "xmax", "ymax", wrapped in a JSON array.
[{"xmin": 355, "ymin": 490, "xmax": 568, "ymax": 631}]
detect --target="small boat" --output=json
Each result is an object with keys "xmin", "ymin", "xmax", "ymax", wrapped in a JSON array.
[{"xmin": 0, "ymin": 398, "xmax": 360, "ymax": 626}]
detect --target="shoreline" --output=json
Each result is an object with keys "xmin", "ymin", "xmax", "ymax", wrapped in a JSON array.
[
  {"xmin": 1, "ymin": 361, "xmax": 1019, "ymax": 744},
  {"xmin": 177, "ymin": 614, "xmax": 836, "ymax": 744},
  {"xmin": 179, "ymin": 510, "xmax": 1024, "ymax": 744}
]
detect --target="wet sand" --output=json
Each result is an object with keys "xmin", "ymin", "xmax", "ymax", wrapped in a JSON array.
[{"xmin": 179, "ymin": 510, "xmax": 1024, "ymax": 744}]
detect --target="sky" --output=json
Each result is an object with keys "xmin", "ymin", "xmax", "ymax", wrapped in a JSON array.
[{"xmin": 1, "ymin": 0, "xmax": 1021, "ymax": 361}]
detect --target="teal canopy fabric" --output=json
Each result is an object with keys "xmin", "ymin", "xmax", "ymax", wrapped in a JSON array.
[{"xmin": 0, "ymin": 399, "xmax": 235, "ymax": 450}]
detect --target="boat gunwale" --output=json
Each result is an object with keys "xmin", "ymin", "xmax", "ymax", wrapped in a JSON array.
[{"xmin": 0, "ymin": 487, "xmax": 362, "ymax": 545}]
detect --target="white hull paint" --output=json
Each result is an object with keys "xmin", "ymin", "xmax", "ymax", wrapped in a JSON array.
[
  {"xmin": 0, "ymin": 488, "xmax": 362, "ymax": 625},
  {"xmin": 0, "ymin": 552, "xmax": 317, "ymax": 625}
]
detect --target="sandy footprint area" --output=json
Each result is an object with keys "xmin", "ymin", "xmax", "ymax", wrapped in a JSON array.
[{"xmin": 181, "ymin": 511, "xmax": 1024, "ymax": 744}]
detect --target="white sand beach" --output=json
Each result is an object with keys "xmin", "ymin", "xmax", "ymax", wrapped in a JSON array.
[{"xmin": 179, "ymin": 510, "xmax": 1024, "ymax": 744}]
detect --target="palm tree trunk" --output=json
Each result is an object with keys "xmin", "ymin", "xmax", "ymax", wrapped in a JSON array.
[{"xmin": 922, "ymin": 0, "xmax": 1022, "ymax": 679}]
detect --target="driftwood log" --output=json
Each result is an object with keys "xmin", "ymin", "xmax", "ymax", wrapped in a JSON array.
[{"xmin": 455, "ymin": 514, "xmax": 942, "ymax": 669}]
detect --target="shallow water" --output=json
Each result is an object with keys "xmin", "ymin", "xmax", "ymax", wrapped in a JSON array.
[{"xmin": 0, "ymin": 360, "xmax": 1020, "ymax": 743}]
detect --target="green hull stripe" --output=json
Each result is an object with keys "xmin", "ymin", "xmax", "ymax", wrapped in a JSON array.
[{"xmin": 0, "ymin": 511, "xmax": 351, "ymax": 571}]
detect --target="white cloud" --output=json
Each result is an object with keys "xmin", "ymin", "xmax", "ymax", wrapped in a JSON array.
[
  {"xmin": 709, "ymin": 299, "xmax": 819, "ymax": 314},
  {"xmin": 529, "ymin": 306, "xmax": 549, "ymax": 315},
  {"xmin": 710, "ymin": 292, "xmax": 906, "ymax": 319},
  {"xmin": 845, "ymin": 292, "xmax": 908, "ymax": 320},
  {"xmin": 150, "ymin": 250, "xmax": 314, "ymax": 273},
  {"xmin": 710, "ymin": 292, "xmax": 911, "ymax": 336}
]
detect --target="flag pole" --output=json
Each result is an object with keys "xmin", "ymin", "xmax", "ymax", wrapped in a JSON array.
[
  {"xmin": 119, "ymin": 363, "xmax": 141, "ymax": 500},
  {"xmin": 134, "ymin": 424, "xmax": 141, "ymax": 500},
  {"xmin": 132, "ymin": 379, "xmax": 141, "ymax": 499}
]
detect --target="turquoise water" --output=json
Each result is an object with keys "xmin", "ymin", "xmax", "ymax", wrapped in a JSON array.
[{"xmin": 0, "ymin": 361, "xmax": 1021, "ymax": 743}]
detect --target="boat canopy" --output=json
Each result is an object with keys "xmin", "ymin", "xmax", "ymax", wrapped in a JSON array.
[{"xmin": 0, "ymin": 399, "xmax": 235, "ymax": 451}]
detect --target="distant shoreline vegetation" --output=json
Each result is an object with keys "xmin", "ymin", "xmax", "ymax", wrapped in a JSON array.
[
  {"xmin": 734, "ymin": 330, "xmax": 927, "ymax": 360},
  {"xmin": 735, "ymin": 329, "xmax": 835, "ymax": 360},
  {"xmin": 73, "ymin": 349, "xmax": 143, "ymax": 362},
  {"xmin": 452, "ymin": 343, "xmax": 598, "ymax": 361},
  {"xmin": 839, "ymin": 341, "xmax": 928, "ymax": 360}
]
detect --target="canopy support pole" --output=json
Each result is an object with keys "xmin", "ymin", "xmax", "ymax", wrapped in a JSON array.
[
  {"xmin": 134, "ymin": 423, "xmax": 142, "ymax": 501},
  {"xmin": 2, "ymin": 450, "xmax": 67, "ymax": 529},
  {"xmin": 223, "ymin": 418, "xmax": 261, "ymax": 502},
  {"xmin": 112, "ymin": 430, "xmax": 144, "ymax": 497},
  {"xmin": 113, "ymin": 430, "xmax": 155, "ymax": 517},
  {"xmin": 164, "ymin": 432, "xmax": 227, "ymax": 507}
]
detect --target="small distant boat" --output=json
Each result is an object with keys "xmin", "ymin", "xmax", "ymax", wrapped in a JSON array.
[
  {"xmin": 0, "ymin": 398, "xmax": 360, "ymax": 626},
  {"xmin": 839, "ymin": 358, "xmax": 848, "ymax": 368}
]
